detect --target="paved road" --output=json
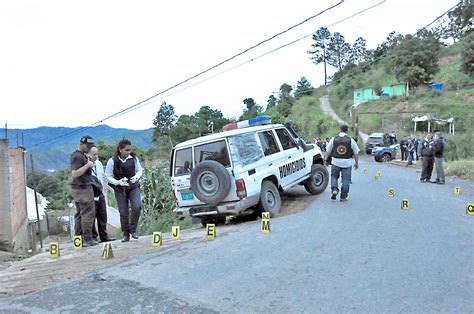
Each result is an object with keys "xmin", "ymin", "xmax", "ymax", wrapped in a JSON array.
[
  {"xmin": 1, "ymin": 159, "xmax": 473, "ymax": 313},
  {"xmin": 319, "ymin": 95, "xmax": 369, "ymax": 142}
]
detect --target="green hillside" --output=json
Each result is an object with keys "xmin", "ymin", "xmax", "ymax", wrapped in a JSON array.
[{"xmin": 324, "ymin": 36, "xmax": 474, "ymax": 178}]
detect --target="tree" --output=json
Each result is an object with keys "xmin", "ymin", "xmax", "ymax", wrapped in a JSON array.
[
  {"xmin": 461, "ymin": 31, "xmax": 474, "ymax": 77},
  {"xmin": 240, "ymin": 98, "xmax": 263, "ymax": 120},
  {"xmin": 326, "ymin": 32, "xmax": 351, "ymax": 70},
  {"xmin": 350, "ymin": 37, "xmax": 368, "ymax": 64},
  {"xmin": 308, "ymin": 27, "xmax": 332, "ymax": 84},
  {"xmin": 170, "ymin": 114, "xmax": 199, "ymax": 144},
  {"xmin": 388, "ymin": 35, "xmax": 441, "ymax": 89},
  {"xmin": 294, "ymin": 77, "xmax": 313, "ymax": 99},
  {"xmin": 371, "ymin": 31, "xmax": 404, "ymax": 61},
  {"xmin": 194, "ymin": 106, "xmax": 230, "ymax": 136},
  {"xmin": 152, "ymin": 102, "xmax": 177, "ymax": 144},
  {"xmin": 266, "ymin": 95, "xmax": 277, "ymax": 110},
  {"xmin": 442, "ymin": 0, "xmax": 473, "ymax": 42},
  {"xmin": 277, "ymin": 83, "xmax": 294, "ymax": 117}
]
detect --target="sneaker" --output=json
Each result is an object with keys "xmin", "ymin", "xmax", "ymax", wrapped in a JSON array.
[
  {"xmin": 420, "ymin": 178, "xmax": 426, "ymax": 183},
  {"xmin": 331, "ymin": 190, "xmax": 338, "ymax": 200},
  {"xmin": 340, "ymin": 197, "xmax": 349, "ymax": 202},
  {"xmin": 121, "ymin": 235, "xmax": 130, "ymax": 243},
  {"xmin": 436, "ymin": 180, "xmax": 445, "ymax": 185},
  {"xmin": 131, "ymin": 233, "xmax": 139, "ymax": 240}
]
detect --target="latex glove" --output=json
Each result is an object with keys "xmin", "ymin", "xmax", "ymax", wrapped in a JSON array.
[
  {"xmin": 130, "ymin": 176, "xmax": 139, "ymax": 184},
  {"xmin": 118, "ymin": 178, "xmax": 130, "ymax": 187}
]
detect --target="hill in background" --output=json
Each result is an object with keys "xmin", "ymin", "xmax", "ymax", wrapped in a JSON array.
[{"xmin": 4, "ymin": 125, "xmax": 153, "ymax": 171}]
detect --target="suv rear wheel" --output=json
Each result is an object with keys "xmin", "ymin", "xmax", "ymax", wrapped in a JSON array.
[
  {"xmin": 382, "ymin": 153, "xmax": 391, "ymax": 162},
  {"xmin": 304, "ymin": 164, "xmax": 329, "ymax": 195},
  {"xmin": 258, "ymin": 180, "xmax": 282, "ymax": 217}
]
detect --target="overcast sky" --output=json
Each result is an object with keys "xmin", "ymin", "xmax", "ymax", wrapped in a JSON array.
[{"xmin": 1, "ymin": 0, "xmax": 458, "ymax": 130}]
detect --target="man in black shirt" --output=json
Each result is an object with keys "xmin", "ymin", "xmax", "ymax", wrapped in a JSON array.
[
  {"xmin": 70, "ymin": 136, "xmax": 97, "ymax": 247},
  {"xmin": 434, "ymin": 131, "xmax": 445, "ymax": 184},
  {"xmin": 418, "ymin": 132, "xmax": 435, "ymax": 183}
]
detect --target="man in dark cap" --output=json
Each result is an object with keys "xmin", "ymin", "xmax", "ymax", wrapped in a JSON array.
[{"xmin": 70, "ymin": 136, "xmax": 97, "ymax": 247}]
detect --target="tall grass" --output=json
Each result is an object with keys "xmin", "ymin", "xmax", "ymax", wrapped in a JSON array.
[{"xmin": 138, "ymin": 164, "xmax": 192, "ymax": 235}]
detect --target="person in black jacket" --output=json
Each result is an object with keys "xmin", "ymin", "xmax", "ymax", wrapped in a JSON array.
[
  {"xmin": 105, "ymin": 139, "xmax": 143, "ymax": 242},
  {"xmin": 418, "ymin": 132, "xmax": 435, "ymax": 183},
  {"xmin": 433, "ymin": 131, "xmax": 445, "ymax": 184}
]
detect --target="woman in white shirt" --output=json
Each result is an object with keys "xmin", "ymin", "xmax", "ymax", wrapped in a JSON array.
[{"xmin": 105, "ymin": 139, "xmax": 143, "ymax": 242}]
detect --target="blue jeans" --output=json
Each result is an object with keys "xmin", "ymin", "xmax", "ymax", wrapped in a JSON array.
[
  {"xmin": 331, "ymin": 165, "xmax": 352, "ymax": 198},
  {"xmin": 407, "ymin": 152, "xmax": 414, "ymax": 165},
  {"xmin": 114, "ymin": 185, "xmax": 142, "ymax": 236}
]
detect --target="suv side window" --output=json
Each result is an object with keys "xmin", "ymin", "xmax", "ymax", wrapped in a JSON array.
[
  {"xmin": 174, "ymin": 148, "xmax": 193, "ymax": 176},
  {"xmin": 194, "ymin": 140, "xmax": 231, "ymax": 167},
  {"xmin": 276, "ymin": 128, "xmax": 297, "ymax": 150},
  {"xmin": 258, "ymin": 131, "xmax": 280, "ymax": 156}
]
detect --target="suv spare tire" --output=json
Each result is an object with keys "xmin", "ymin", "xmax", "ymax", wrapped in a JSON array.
[{"xmin": 190, "ymin": 160, "xmax": 231, "ymax": 206}]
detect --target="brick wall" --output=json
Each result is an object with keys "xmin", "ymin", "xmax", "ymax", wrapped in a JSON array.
[{"xmin": 9, "ymin": 148, "xmax": 27, "ymax": 238}]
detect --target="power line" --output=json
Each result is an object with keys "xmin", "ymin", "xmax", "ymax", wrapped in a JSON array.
[
  {"xmin": 27, "ymin": 1, "xmax": 344, "ymax": 149},
  {"xmin": 108, "ymin": 0, "xmax": 387, "ymax": 120}
]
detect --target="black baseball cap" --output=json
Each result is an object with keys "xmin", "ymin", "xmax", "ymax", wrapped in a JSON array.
[{"xmin": 80, "ymin": 135, "xmax": 94, "ymax": 146}]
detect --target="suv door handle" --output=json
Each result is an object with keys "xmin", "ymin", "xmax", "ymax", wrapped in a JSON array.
[
  {"xmin": 268, "ymin": 163, "xmax": 273, "ymax": 166},
  {"xmin": 288, "ymin": 156, "xmax": 292, "ymax": 159}
]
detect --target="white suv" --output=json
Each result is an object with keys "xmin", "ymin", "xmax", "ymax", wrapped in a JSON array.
[{"xmin": 170, "ymin": 119, "xmax": 329, "ymax": 226}]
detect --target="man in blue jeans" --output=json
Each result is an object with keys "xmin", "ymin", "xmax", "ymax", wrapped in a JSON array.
[{"xmin": 325, "ymin": 125, "xmax": 360, "ymax": 202}]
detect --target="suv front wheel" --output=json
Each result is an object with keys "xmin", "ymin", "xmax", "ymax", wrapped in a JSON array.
[
  {"xmin": 304, "ymin": 164, "xmax": 329, "ymax": 195},
  {"xmin": 259, "ymin": 180, "xmax": 282, "ymax": 217}
]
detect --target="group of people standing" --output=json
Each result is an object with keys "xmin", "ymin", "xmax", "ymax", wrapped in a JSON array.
[
  {"xmin": 70, "ymin": 136, "xmax": 143, "ymax": 247},
  {"xmin": 398, "ymin": 131, "xmax": 445, "ymax": 183}
]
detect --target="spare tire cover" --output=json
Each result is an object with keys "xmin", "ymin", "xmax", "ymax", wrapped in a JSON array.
[{"xmin": 190, "ymin": 160, "xmax": 232, "ymax": 206}]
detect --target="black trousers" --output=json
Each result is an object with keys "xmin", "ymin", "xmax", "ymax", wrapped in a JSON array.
[
  {"xmin": 75, "ymin": 191, "xmax": 109, "ymax": 241},
  {"xmin": 114, "ymin": 185, "xmax": 142, "ymax": 236},
  {"xmin": 421, "ymin": 156, "xmax": 434, "ymax": 181},
  {"xmin": 92, "ymin": 193, "xmax": 109, "ymax": 241},
  {"xmin": 401, "ymin": 149, "xmax": 407, "ymax": 161}
]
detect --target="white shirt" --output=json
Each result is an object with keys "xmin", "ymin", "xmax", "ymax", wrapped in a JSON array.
[
  {"xmin": 326, "ymin": 132, "xmax": 360, "ymax": 168},
  {"xmin": 92, "ymin": 160, "xmax": 104, "ymax": 201},
  {"xmin": 105, "ymin": 155, "xmax": 143, "ymax": 185}
]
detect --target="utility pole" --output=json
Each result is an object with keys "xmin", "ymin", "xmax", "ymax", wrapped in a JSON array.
[{"xmin": 29, "ymin": 154, "xmax": 43, "ymax": 249}]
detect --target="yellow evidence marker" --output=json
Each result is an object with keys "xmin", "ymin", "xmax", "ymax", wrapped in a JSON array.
[
  {"xmin": 374, "ymin": 174, "xmax": 380, "ymax": 181},
  {"xmin": 401, "ymin": 199, "xmax": 410, "ymax": 211},
  {"xmin": 466, "ymin": 204, "xmax": 474, "ymax": 216},
  {"xmin": 101, "ymin": 243, "xmax": 114, "ymax": 260},
  {"xmin": 172, "ymin": 226, "xmax": 180, "ymax": 240},
  {"xmin": 261, "ymin": 216, "xmax": 271, "ymax": 234},
  {"xmin": 49, "ymin": 242, "xmax": 60, "ymax": 259},
  {"xmin": 387, "ymin": 188, "xmax": 395, "ymax": 198},
  {"xmin": 261, "ymin": 212, "xmax": 270, "ymax": 220},
  {"xmin": 363, "ymin": 168, "xmax": 368, "ymax": 174},
  {"xmin": 454, "ymin": 186, "xmax": 461, "ymax": 195},
  {"xmin": 152, "ymin": 232, "xmax": 162, "ymax": 247},
  {"xmin": 73, "ymin": 236, "xmax": 83, "ymax": 250},
  {"xmin": 206, "ymin": 224, "xmax": 216, "ymax": 240}
]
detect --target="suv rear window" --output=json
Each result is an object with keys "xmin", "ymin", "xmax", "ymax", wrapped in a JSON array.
[
  {"xmin": 194, "ymin": 140, "xmax": 231, "ymax": 167},
  {"xmin": 276, "ymin": 128, "xmax": 297, "ymax": 150},
  {"xmin": 174, "ymin": 148, "xmax": 193, "ymax": 176}
]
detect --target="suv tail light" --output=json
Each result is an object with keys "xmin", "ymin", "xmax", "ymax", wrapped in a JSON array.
[
  {"xmin": 235, "ymin": 179, "xmax": 247, "ymax": 200},
  {"xmin": 172, "ymin": 190, "xmax": 177, "ymax": 202}
]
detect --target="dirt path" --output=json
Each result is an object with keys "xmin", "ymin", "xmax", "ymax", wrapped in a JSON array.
[{"xmin": 319, "ymin": 95, "xmax": 369, "ymax": 142}]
